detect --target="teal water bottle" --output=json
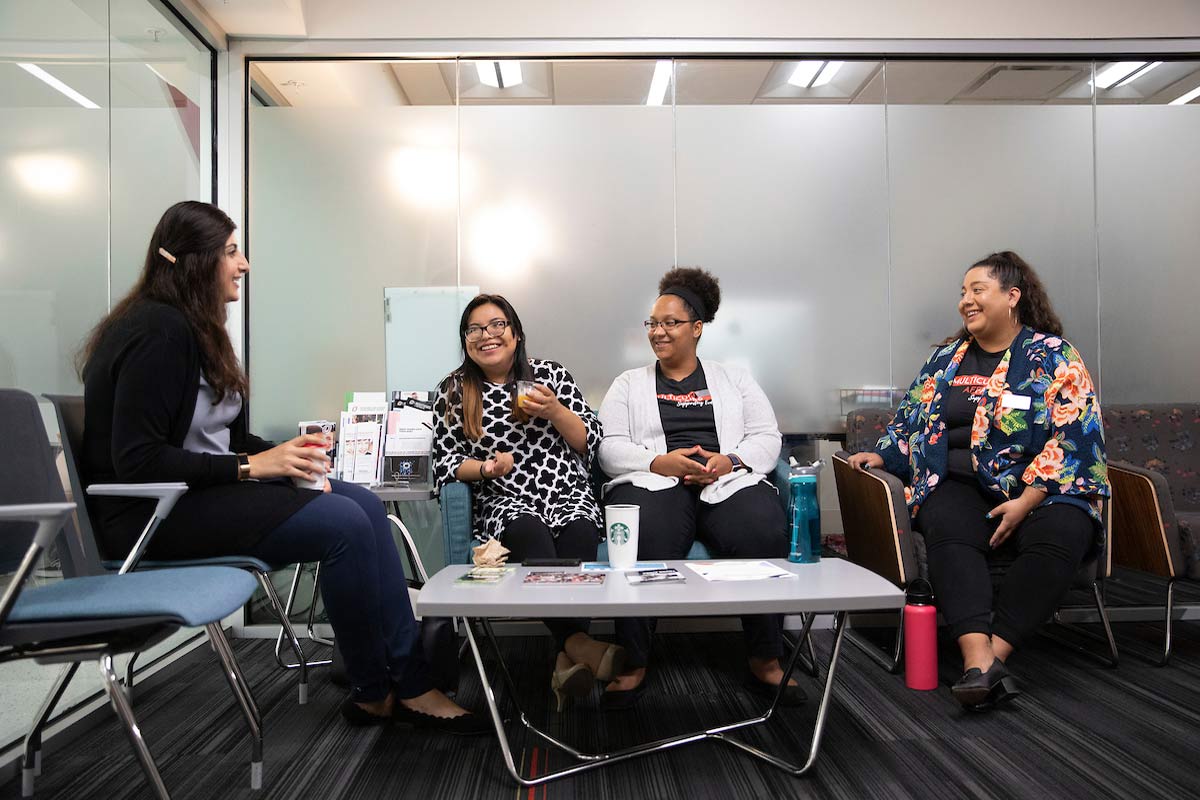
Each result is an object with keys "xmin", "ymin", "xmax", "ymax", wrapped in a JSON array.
[{"xmin": 787, "ymin": 461, "xmax": 821, "ymax": 563}]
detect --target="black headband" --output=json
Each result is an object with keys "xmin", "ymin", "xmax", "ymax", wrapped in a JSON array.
[{"xmin": 661, "ymin": 286, "xmax": 708, "ymax": 322}]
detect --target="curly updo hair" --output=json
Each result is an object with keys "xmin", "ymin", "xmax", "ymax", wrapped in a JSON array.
[{"xmin": 658, "ymin": 266, "xmax": 720, "ymax": 323}]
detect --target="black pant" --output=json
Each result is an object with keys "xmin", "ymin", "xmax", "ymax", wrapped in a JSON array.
[
  {"xmin": 916, "ymin": 478, "xmax": 1096, "ymax": 646},
  {"xmin": 605, "ymin": 482, "xmax": 789, "ymax": 668},
  {"xmin": 501, "ymin": 515, "xmax": 600, "ymax": 648}
]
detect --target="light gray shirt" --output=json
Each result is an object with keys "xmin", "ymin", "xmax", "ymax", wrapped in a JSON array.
[{"xmin": 183, "ymin": 375, "xmax": 242, "ymax": 456}]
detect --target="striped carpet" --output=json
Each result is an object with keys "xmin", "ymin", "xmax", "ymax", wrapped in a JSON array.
[{"xmin": 6, "ymin": 590, "xmax": 1200, "ymax": 799}]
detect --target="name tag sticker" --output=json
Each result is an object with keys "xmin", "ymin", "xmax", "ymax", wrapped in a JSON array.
[{"xmin": 1000, "ymin": 392, "xmax": 1032, "ymax": 411}]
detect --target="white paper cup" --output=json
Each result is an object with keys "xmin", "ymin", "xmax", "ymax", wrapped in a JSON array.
[
  {"xmin": 293, "ymin": 443, "xmax": 327, "ymax": 491},
  {"xmin": 605, "ymin": 504, "xmax": 640, "ymax": 570}
]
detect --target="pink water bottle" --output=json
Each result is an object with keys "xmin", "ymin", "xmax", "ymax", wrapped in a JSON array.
[{"xmin": 903, "ymin": 579, "xmax": 938, "ymax": 691}]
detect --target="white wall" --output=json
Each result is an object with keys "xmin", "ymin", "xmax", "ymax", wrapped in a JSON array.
[{"xmin": 295, "ymin": 0, "xmax": 1200, "ymax": 40}]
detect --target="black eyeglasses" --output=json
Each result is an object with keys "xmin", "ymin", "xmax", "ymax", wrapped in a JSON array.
[
  {"xmin": 643, "ymin": 319, "xmax": 697, "ymax": 332},
  {"xmin": 464, "ymin": 319, "xmax": 511, "ymax": 342}
]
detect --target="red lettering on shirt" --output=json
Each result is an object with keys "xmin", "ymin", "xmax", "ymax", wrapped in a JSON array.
[
  {"xmin": 657, "ymin": 389, "xmax": 713, "ymax": 408},
  {"xmin": 950, "ymin": 374, "xmax": 989, "ymax": 398}
]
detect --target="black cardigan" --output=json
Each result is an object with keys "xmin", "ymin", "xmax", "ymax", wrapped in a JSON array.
[{"xmin": 82, "ymin": 300, "xmax": 318, "ymax": 560}]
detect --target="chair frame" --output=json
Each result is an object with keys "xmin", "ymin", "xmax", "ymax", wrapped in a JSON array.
[
  {"xmin": 1107, "ymin": 460, "xmax": 1184, "ymax": 666},
  {"xmin": 45, "ymin": 394, "xmax": 320, "ymax": 701}
]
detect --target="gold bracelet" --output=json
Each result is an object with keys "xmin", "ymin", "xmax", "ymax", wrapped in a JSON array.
[{"xmin": 236, "ymin": 452, "xmax": 251, "ymax": 481}]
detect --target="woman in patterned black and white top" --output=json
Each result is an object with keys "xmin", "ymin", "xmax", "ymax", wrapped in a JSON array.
[{"xmin": 433, "ymin": 294, "xmax": 626, "ymax": 710}]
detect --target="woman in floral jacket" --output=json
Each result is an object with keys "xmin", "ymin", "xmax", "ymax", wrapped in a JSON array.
[{"xmin": 849, "ymin": 251, "xmax": 1108, "ymax": 711}]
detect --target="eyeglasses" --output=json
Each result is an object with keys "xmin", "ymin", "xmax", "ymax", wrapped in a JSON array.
[
  {"xmin": 464, "ymin": 319, "xmax": 511, "ymax": 342},
  {"xmin": 643, "ymin": 319, "xmax": 697, "ymax": 332}
]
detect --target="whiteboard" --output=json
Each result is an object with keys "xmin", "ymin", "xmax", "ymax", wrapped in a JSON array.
[{"xmin": 383, "ymin": 286, "xmax": 479, "ymax": 395}]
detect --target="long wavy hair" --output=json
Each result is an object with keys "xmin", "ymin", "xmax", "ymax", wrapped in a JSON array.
[
  {"xmin": 78, "ymin": 201, "xmax": 248, "ymax": 401},
  {"xmin": 942, "ymin": 250, "xmax": 1064, "ymax": 345},
  {"xmin": 442, "ymin": 294, "xmax": 533, "ymax": 441}
]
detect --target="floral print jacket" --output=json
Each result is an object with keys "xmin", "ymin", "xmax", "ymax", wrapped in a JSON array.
[{"xmin": 874, "ymin": 327, "xmax": 1110, "ymax": 525}]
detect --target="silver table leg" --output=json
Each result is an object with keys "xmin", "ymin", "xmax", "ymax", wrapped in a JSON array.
[{"xmin": 463, "ymin": 610, "xmax": 848, "ymax": 786}]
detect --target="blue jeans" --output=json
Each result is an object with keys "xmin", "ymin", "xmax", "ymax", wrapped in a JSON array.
[{"xmin": 248, "ymin": 479, "xmax": 430, "ymax": 702}]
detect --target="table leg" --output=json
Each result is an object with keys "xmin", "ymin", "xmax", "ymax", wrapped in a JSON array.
[{"xmin": 462, "ymin": 610, "xmax": 850, "ymax": 786}]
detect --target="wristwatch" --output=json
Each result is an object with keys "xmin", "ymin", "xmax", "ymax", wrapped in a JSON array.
[
  {"xmin": 236, "ymin": 452, "xmax": 251, "ymax": 481},
  {"xmin": 725, "ymin": 453, "xmax": 746, "ymax": 472}
]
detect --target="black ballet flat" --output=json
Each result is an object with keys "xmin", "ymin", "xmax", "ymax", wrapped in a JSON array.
[
  {"xmin": 392, "ymin": 704, "xmax": 493, "ymax": 736},
  {"xmin": 952, "ymin": 660, "xmax": 1020, "ymax": 710},
  {"xmin": 340, "ymin": 698, "xmax": 393, "ymax": 727},
  {"xmin": 744, "ymin": 673, "xmax": 808, "ymax": 707}
]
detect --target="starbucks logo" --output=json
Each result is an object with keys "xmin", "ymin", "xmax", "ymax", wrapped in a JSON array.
[{"xmin": 608, "ymin": 522, "xmax": 630, "ymax": 545}]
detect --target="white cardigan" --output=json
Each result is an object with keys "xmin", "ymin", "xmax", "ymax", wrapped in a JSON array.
[{"xmin": 597, "ymin": 360, "xmax": 782, "ymax": 504}]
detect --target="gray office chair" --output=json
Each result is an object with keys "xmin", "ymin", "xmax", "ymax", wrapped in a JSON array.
[
  {"xmin": 45, "ymin": 394, "xmax": 324, "ymax": 703},
  {"xmin": 1, "ymin": 388, "xmax": 264, "ymax": 797}
]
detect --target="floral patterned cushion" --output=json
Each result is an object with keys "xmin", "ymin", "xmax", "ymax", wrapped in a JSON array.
[{"xmin": 1104, "ymin": 404, "xmax": 1200, "ymax": 579}]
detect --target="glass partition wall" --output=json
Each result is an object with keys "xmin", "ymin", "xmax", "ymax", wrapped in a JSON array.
[
  {"xmin": 245, "ymin": 54, "xmax": 1200, "ymax": 607},
  {"xmin": 0, "ymin": 0, "xmax": 215, "ymax": 752}
]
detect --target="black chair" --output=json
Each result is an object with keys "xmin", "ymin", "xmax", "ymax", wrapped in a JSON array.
[
  {"xmin": 1, "ymin": 389, "xmax": 263, "ymax": 797},
  {"xmin": 45, "ymin": 394, "xmax": 323, "ymax": 703}
]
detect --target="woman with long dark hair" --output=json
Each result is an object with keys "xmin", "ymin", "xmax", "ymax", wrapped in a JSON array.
[
  {"xmin": 432, "ymin": 294, "xmax": 624, "ymax": 710},
  {"xmin": 81, "ymin": 200, "xmax": 485, "ymax": 733},
  {"xmin": 848, "ymin": 251, "xmax": 1109, "ymax": 710}
]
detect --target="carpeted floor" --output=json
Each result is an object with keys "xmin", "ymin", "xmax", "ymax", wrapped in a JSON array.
[{"xmin": 6, "ymin": 577, "xmax": 1200, "ymax": 800}]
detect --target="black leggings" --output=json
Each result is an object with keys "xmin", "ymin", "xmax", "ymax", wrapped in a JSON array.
[
  {"xmin": 500, "ymin": 515, "xmax": 600, "ymax": 648},
  {"xmin": 605, "ymin": 482, "xmax": 789, "ymax": 668},
  {"xmin": 916, "ymin": 479, "xmax": 1096, "ymax": 646}
]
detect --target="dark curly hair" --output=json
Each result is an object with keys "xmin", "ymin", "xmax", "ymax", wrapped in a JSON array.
[
  {"xmin": 657, "ymin": 266, "xmax": 720, "ymax": 323},
  {"xmin": 942, "ymin": 250, "xmax": 1063, "ymax": 344}
]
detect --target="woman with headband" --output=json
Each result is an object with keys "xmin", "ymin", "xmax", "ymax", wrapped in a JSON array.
[{"xmin": 596, "ymin": 267, "xmax": 800, "ymax": 710}]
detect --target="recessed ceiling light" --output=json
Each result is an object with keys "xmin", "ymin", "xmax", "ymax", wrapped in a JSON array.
[
  {"xmin": 476, "ymin": 61, "xmax": 523, "ymax": 89},
  {"xmin": 1114, "ymin": 61, "xmax": 1162, "ymax": 88},
  {"xmin": 787, "ymin": 61, "xmax": 824, "ymax": 88},
  {"xmin": 16, "ymin": 63, "xmax": 100, "ymax": 109},
  {"xmin": 646, "ymin": 60, "xmax": 671, "ymax": 106},
  {"xmin": 1093, "ymin": 61, "xmax": 1146, "ymax": 90},
  {"xmin": 811, "ymin": 61, "xmax": 844, "ymax": 87},
  {"xmin": 1168, "ymin": 85, "xmax": 1200, "ymax": 105}
]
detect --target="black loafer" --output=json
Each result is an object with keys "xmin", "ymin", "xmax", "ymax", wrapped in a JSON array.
[
  {"xmin": 599, "ymin": 678, "xmax": 649, "ymax": 711},
  {"xmin": 744, "ymin": 674, "xmax": 808, "ymax": 707},
  {"xmin": 340, "ymin": 698, "xmax": 392, "ymax": 727},
  {"xmin": 392, "ymin": 705, "xmax": 492, "ymax": 736},
  {"xmin": 951, "ymin": 660, "xmax": 1020, "ymax": 710}
]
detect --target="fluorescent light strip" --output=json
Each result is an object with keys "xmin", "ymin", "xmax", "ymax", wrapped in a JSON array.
[
  {"xmin": 811, "ymin": 61, "xmax": 843, "ymax": 88},
  {"xmin": 1093, "ymin": 61, "xmax": 1146, "ymax": 90},
  {"xmin": 17, "ymin": 63, "xmax": 100, "ymax": 109},
  {"xmin": 1169, "ymin": 85, "xmax": 1200, "ymax": 105},
  {"xmin": 646, "ymin": 60, "xmax": 671, "ymax": 106},
  {"xmin": 787, "ymin": 61, "xmax": 824, "ymax": 88},
  {"xmin": 498, "ymin": 61, "xmax": 522, "ymax": 88},
  {"xmin": 1114, "ymin": 61, "xmax": 1161, "ymax": 88},
  {"xmin": 476, "ymin": 62, "xmax": 499, "ymax": 88}
]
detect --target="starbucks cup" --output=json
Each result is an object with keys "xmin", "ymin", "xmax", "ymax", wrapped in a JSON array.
[{"xmin": 605, "ymin": 504, "xmax": 640, "ymax": 570}]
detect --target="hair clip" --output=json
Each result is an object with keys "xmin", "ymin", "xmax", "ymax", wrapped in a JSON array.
[{"xmin": 158, "ymin": 247, "xmax": 177, "ymax": 264}]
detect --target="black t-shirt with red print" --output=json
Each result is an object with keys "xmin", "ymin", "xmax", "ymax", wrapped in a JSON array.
[
  {"xmin": 944, "ymin": 342, "xmax": 1005, "ymax": 480},
  {"xmin": 656, "ymin": 361, "xmax": 720, "ymax": 462}
]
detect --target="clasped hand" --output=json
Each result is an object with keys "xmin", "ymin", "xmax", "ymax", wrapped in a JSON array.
[{"xmin": 651, "ymin": 446, "xmax": 733, "ymax": 485}]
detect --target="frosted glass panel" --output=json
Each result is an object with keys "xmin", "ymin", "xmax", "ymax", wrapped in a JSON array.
[
  {"xmin": 1097, "ymin": 100, "xmax": 1200, "ymax": 403},
  {"xmin": 675, "ymin": 85, "xmax": 889, "ymax": 433},
  {"xmin": 886, "ymin": 64, "xmax": 1098, "ymax": 387},
  {"xmin": 249, "ymin": 101, "xmax": 458, "ymax": 440},
  {"xmin": 109, "ymin": 0, "xmax": 213, "ymax": 298},
  {"xmin": 458, "ymin": 98, "xmax": 675, "ymax": 409}
]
